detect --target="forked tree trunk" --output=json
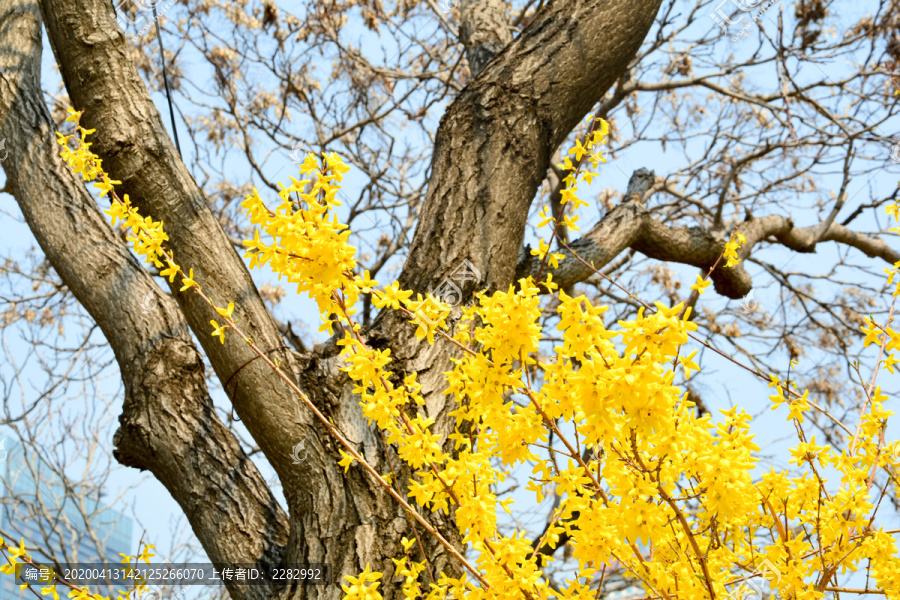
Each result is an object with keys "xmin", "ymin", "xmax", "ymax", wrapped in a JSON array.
[{"xmin": 0, "ymin": 0, "xmax": 664, "ymax": 598}]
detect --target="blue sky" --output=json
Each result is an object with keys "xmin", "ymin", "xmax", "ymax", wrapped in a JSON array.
[{"xmin": 1, "ymin": 0, "xmax": 899, "ymax": 595}]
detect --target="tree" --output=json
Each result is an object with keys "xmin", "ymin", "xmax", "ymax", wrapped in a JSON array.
[{"xmin": 1, "ymin": 0, "xmax": 899, "ymax": 599}]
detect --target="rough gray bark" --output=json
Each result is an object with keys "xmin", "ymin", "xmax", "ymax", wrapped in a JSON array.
[
  {"xmin": 399, "ymin": 0, "xmax": 664, "ymax": 297},
  {"xmin": 459, "ymin": 0, "xmax": 513, "ymax": 77},
  {"xmin": 0, "ymin": 5, "xmax": 286, "ymax": 600},
  {"xmin": 376, "ymin": 0, "xmax": 665, "ymax": 438}
]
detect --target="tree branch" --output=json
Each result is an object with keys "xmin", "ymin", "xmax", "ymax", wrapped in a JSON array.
[
  {"xmin": 399, "ymin": 0, "xmax": 664, "ymax": 296},
  {"xmin": 516, "ymin": 170, "xmax": 900, "ymax": 299},
  {"xmin": 459, "ymin": 0, "xmax": 513, "ymax": 77},
  {"xmin": 37, "ymin": 0, "xmax": 322, "ymax": 514}
]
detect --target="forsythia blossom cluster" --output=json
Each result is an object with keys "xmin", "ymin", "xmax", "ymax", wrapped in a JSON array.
[
  {"xmin": 532, "ymin": 115, "xmax": 609, "ymax": 269},
  {"xmin": 57, "ymin": 108, "xmax": 238, "ymax": 346},
  {"xmin": 37, "ymin": 111, "xmax": 900, "ymax": 600},
  {"xmin": 238, "ymin": 142, "xmax": 900, "ymax": 599},
  {"xmin": 723, "ymin": 232, "xmax": 746, "ymax": 268}
]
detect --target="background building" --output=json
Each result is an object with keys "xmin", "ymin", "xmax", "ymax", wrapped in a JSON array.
[{"xmin": 0, "ymin": 438, "xmax": 132, "ymax": 599}]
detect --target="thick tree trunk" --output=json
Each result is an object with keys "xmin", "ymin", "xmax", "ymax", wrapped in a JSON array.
[
  {"xmin": 399, "ymin": 0, "xmax": 663, "ymax": 296},
  {"xmin": 384, "ymin": 0, "xmax": 663, "ymax": 445},
  {"xmin": 33, "ymin": 2, "xmax": 443, "ymax": 597},
  {"xmin": 0, "ymin": 5, "xmax": 286, "ymax": 600}
]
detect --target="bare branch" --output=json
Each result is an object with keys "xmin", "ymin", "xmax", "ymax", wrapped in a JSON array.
[{"xmin": 517, "ymin": 169, "xmax": 899, "ymax": 299}]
